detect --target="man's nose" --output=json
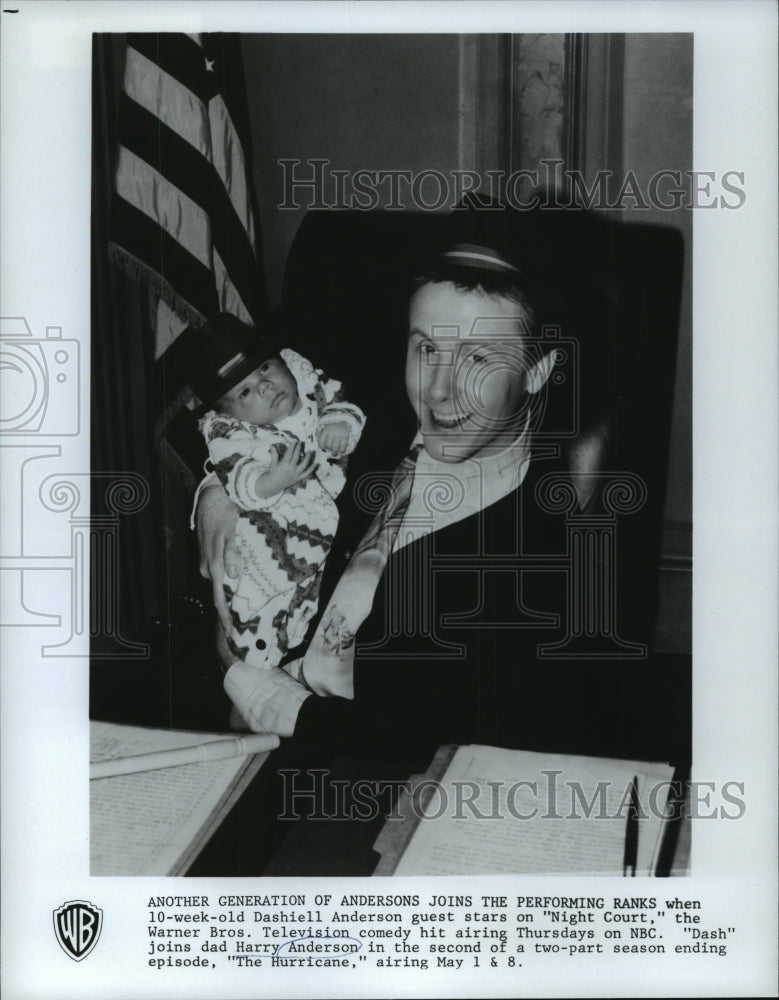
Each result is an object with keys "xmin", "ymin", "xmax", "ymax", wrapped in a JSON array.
[{"xmin": 428, "ymin": 358, "xmax": 457, "ymax": 402}]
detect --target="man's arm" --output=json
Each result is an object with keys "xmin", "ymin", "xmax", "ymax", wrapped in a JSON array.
[{"xmin": 196, "ymin": 482, "xmax": 241, "ymax": 636}]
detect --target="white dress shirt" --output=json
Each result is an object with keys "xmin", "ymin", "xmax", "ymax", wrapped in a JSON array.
[{"xmin": 392, "ymin": 431, "xmax": 532, "ymax": 554}]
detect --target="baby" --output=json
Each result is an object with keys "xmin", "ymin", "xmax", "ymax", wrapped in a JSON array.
[{"xmin": 185, "ymin": 314, "xmax": 365, "ymax": 674}]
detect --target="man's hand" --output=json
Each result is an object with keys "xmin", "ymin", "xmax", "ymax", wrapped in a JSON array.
[
  {"xmin": 263, "ymin": 440, "xmax": 316, "ymax": 493},
  {"xmin": 317, "ymin": 420, "xmax": 351, "ymax": 457},
  {"xmin": 196, "ymin": 483, "xmax": 241, "ymax": 635}
]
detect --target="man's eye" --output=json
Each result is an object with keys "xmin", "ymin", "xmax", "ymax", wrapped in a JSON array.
[
  {"xmin": 420, "ymin": 342, "xmax": 436, "ymax": 356},
  {"xmin": 240, "ymin": 388, "xmax": 250, "ymax": 399}
]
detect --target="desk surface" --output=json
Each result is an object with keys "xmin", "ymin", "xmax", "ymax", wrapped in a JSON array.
[
  {"xmin": 251, "ymin": 746, "xmax": 692, "ymax": 879},
  {"xmin": 372, "ymin": 745, "xmax": 691, "ymax": 877}
]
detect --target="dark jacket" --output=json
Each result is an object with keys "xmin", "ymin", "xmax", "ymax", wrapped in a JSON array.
[{"xmin": 291, "ymin": 452, "xmax": 683, "ymax": 771}]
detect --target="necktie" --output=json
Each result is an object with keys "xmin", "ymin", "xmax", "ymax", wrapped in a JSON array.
[{"xmin": 300, "ymin": 442, "xmax": 423, "ymax": 697}]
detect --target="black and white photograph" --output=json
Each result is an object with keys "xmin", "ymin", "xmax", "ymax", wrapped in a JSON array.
[
  {"xmin": 90, "ymin": 28, "xmax": 696, "ymax": 879},
  {"xmin": 1, "ymin": 3, "xmax": 776, "ymax": 998}
]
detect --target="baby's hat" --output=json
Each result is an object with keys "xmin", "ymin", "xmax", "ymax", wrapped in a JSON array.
[{"xmin": 177, "ymin": 312, "xmax": 285, "ymax": 415}]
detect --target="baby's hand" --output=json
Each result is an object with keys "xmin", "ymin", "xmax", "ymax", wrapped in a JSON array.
[
  {"xmin": 317, "ymin": 421, "xmax": 351, "ymax": 457},
  {"xmin": 265, "ymin": 440, "xmax": 316, "ymax": 493}
]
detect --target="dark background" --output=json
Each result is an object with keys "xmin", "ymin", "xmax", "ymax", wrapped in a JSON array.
[{"xmin": 90, "ymin": 33, "xmax": 692, "ymax": 741}]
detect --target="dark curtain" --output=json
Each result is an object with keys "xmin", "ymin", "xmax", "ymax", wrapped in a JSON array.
[{"xmin": 91, "ymin": 35, "xmax": 193, "ymax": 649}]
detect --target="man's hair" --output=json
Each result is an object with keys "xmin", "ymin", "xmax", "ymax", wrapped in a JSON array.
[
  {"xmin": 412, "ymin": 241, "xmax": 615, "ymax": 439},
  {"xmin": 411, "ymin": 258, "xmax": 542, "ymax": 337}
]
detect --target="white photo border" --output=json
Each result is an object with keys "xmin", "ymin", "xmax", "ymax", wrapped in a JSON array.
[{"xmin": 1, "ymin": 2, "xmax": 776, "ymax": 998}]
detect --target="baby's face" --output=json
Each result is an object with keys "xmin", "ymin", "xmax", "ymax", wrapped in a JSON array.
[{"xmin": 218, "ymin": 356, "xmax": 298, "ymax": 425}]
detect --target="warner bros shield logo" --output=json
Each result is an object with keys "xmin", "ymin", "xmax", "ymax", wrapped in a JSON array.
[{"xmin": 53, "ymin": 900, "xmax": 103, "ymax": 961}]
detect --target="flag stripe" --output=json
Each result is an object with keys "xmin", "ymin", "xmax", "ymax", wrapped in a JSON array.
[
  {"xmin": 213, "ymin": 248, "xmax": 253, "ymax": 324},
  {"xmin": 127, "ymin": 33, "xmax": 210, "ymax": 103},
  {"xmin": 110, "ymin": 32, "xmax": 266, "ymax": 344},
  {"xmin": 124, "ymin": 46, "xmax": 210, "ymax": 156},
  {"xmin": 120, "ymin": 94, "xmax": 252, "ymax": 253},
  {"xmin": 110, "ymin": 198, "xmax": 219, "ymax": 321},
  {"xmin": 208, "ymin": 93, "xmax": 255, "ymax": 240},
  {"xmin": 115, "ymin": 146, "xmax": 211, "ymax": 266},
  {"xmin": 119, "ymin": 96, "xmax": 215, "ymax": 230},
  {"xmin": 118, "ymin": 96, "xmax": 263, "ymax": 322},
  {"xmin": 201, "ymin": 36, "xmax": 257, "ymax": 173}
]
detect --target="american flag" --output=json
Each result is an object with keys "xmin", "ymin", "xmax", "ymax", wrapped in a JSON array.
[{"xmin": 109, "ymin": 33, "xmax": 266, "ymax": 354}]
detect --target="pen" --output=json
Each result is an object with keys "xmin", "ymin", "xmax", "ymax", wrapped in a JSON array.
[{"xmin": 623, "ymin": 775, "xmax": 639, "ymax": 877}]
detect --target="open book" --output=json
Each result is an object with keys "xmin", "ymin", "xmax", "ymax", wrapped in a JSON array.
[
  {"xmin": 374, "ymin": 745, "xmax": 678, "ymax": 876},
  {"xmin": 90, "ymin": 721, "xmax": 277, "ymax": 876}
]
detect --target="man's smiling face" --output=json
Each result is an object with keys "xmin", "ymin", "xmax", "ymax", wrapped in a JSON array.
[{"xmin": 406, "ymin": 281, "xmax": 552, "ymax": 463}]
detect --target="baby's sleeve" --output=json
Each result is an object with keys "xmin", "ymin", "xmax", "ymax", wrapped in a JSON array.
[
  {"xmin": 315, "ymin": 378, "xmax": 366, "ymax": 456},
  {"xmin": 199, "ymin": 412, "xmax": 277, "ymax": 511},
  {"xmin": 279, "ymin": 348, "xmax": 366, "ymax": 456}
]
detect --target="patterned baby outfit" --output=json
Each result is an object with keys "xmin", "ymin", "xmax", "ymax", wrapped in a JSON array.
[{"xmin": 199, "ymin": 348, "xmax": 365, "ymax": 670}]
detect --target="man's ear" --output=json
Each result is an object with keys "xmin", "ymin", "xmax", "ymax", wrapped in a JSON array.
[{"xmin": 526, "ymin": 350, "xmax": 556, "ymax": 395}]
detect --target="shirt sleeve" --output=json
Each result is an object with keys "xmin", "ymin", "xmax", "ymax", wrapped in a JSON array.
[
  {"xmin": 223, "ymin": 661, "xmax": 312, "ymax": 737},
  {"xmin": 280, "ymin": 348, "xmax": 366, "ymax": 455},
  {"xmin": 221, "ymin": 654, "xmax": 439, "ymax": 767},
  {"xmin": 199, "ymin": 411, "xmax": 279, "ymax": 511},
  {"xmin": 316, "ymin": 397, "xmax": 366, "ymax": 455},
  {"xmin": 189, "ymin": 469, "xmax": 220, "ymax": 530},
  {"xmin": 314, "ymin": 369, "xmax": 366, "ymax": 456}
]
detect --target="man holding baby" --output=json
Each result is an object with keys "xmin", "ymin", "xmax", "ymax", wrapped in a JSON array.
[{"xmin": 191, "ymin": 212, "xmax": 681, "ymax": 873}]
